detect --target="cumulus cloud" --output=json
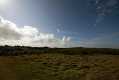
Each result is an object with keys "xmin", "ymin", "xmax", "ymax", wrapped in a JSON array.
[
  {"xmin": 1, "ymin": 16, "xmax": 118, "ymax": 48},
  {"xmin": 0, "ymin": 17, "xmax": 71, "ymax": 47},
  {"xmin": 0, "ymin": 17, "xmax": 21, "ymax": 40}
]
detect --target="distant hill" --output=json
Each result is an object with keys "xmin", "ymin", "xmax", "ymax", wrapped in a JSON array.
[{"xmin": 0, "ymin": 45, "xmax": 119, "ymax": 56}]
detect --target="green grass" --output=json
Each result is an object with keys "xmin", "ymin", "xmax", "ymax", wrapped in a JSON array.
[{"xmin": 0, "ymin": 53, "xmax": 119, "ymax": 80}]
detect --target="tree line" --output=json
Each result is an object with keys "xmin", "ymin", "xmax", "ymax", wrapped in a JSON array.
[{"xmin": 0, "ymin": 45, "xmax": 118, "ymax": 56}]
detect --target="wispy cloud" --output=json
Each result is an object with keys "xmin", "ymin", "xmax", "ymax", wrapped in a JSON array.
[
  {"xmin": 56, "ymin": 28, "xmax": 60, "ymax": 33},
  {"xmin": 0, "ymin": 16, "xmax": 118, "ymax": 48},
  {"xmin": 75, "ymin": 32, "xmax": 119, "ymax": 48},
  {"xmin": 93, "ymin": 0, "xmax": 118, "ymax": 26}
]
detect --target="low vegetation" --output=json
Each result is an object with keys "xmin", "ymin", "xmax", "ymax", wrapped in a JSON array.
[
  {"xmin": 0, "ymin": 45, "xmax": 119, "ymax": 80},
  {"xmin": 0, "ymin": 45, "xmax": 119, "ymax": 56}
]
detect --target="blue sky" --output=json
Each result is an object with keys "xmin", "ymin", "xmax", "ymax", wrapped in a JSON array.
[{"xmin": 0, "ymin": 0, "xmax": 119, "ymax": 48}]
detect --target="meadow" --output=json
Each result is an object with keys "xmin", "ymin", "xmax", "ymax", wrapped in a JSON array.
[{"xmin": 0, "ymin": 46, "xmax": 119, "ymax": 80}]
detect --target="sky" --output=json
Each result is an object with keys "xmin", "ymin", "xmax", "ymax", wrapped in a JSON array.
[{"xmin": 0, "ymin": 0, "xmax": 119, "ymax": 48}]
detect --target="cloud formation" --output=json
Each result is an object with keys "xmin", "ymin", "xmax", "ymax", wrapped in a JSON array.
[
  {"xmin": 0, "ymin": 17, "xmax": 71, "ymax": 47},
  {"xmin": 95, "ymin": 0, "xmax": 118, "ymax": 25},
  {"xmin": 0, "ymin": 16, "xmax": 118, "ymax": 48}
]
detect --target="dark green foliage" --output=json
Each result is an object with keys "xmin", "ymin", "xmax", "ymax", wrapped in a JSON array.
[{"xmin": 0, "ymin": 45, "xmax": 119, "ymax": 56}]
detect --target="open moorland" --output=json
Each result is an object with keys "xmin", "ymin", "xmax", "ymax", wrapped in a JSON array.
[{"xmin": 0, "ymin": 46, "xmax": 119, "ymax": 80}]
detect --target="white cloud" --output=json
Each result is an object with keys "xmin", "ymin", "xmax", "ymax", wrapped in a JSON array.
[
  {"xmin": 62, "ymin": 36, "xmax": 71, "ymax": 42},
  {"xmin": 1, "ymin": 16, "xmax": 118, "ymax": 48},
  {"xmin": 0, "ymin": 17, "xmax": 21, "ymax": 40},
  {"xmin": 0, "ymin": 17, "xmax": 71, "ymax": 47}
]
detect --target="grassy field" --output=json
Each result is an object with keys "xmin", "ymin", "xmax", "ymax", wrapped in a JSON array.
[{"xmin": 0, "ymin": 53, "xmax": 119, "ymax": 80}]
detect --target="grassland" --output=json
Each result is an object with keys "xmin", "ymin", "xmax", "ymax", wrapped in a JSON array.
[{"xmin": 0, "ymin": 46, "xmax": 119, "ymax": 80}]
